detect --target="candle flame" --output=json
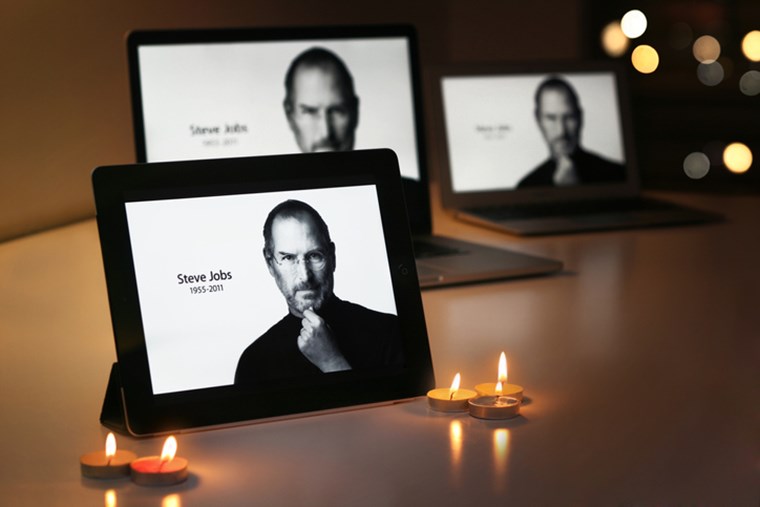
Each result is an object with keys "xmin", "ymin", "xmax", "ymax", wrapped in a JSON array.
[
  {"xmin": 449, "ymin": 373, "xmax": 461, "ymax": 399},
  {"xmin": 161, "ymin": 436, "xmax": 177, "ymax": 462},
  {"xmin": 495, "ymin": 380, "xmax": 503, "ymax": 396},
  {"xmin": 498, "ymin": 352, "xmax": 508, "ymax": 383},
  {"xmin": 105, "ymin": 432, "xmax": 117, "ymax": 458}
]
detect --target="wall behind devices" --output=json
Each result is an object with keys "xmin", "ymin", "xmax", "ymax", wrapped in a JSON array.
[{"xmin": 0, "ymin": 0, "xmax": 582, "ymax": 242}]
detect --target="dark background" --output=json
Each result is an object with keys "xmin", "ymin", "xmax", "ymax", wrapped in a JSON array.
[
  {"xmin": 1, "ymin": 0, "xmax": 756, "ymax": 242},
  {"xmin": 584, "ymin": 0, "xmax": 759, "ymax": 193}
]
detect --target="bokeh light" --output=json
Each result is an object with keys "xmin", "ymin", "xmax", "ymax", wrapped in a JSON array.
[
  {"xmin": 631, "ymin": 45, "xmax": 659, "ymax": 74},
  {"xmin": 683, "ymin": 152, "xmax": 710, "ymax": 179},
  {"xmin": 693, "ymin": 35, "xmax": 721, "ymax": 63},
  {"xmin": 669, "ymin": 22, "xmax": 693, "ymax": 50},
  {"xmin": 739, "ymin": 70, "xmax": 760, "ymax": 96},
  {"xmin": 697, "ymin": 61, "xmax": 724, "ymax": 86},
  {"xmin": 621, "ymin": 10, "xmax": 648, "ymax": 39},
  {"xmin": 742, "ymin": 30, "xmax": 760, "ymax": 62},
  {"xmin": 602, "ymin": 21, "xmax": 630, "ymax": 57},
  {"xmin": 723, "ymin": 143, "xmax": 753, "ymax": 174}
]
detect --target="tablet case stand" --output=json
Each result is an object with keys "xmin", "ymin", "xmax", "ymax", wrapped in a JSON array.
[{"xmin": 100, "ymin": 362, "xmax": 130, "ymax": 435}]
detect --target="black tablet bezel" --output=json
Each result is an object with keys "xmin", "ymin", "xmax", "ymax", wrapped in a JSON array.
[{"xmin": 93, "ymin": 149, "xmax": 434, "ymax": 436}]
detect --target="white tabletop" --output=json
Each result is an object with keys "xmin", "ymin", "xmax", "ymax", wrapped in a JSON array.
[{"xmin": 0, "ymin": 192, "xmax": 758, "ymax": 506}]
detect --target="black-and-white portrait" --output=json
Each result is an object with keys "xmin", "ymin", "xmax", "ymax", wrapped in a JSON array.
[
  {"xmin": 516, "ymin": 76, "xmax": 626, "ymax": 188},
  {"xmin": 282, "ymin": 47, "xmax": 360, "ymax": 153},
  {"xmin": 136, "ymin": 37, "xmax": 420, "ymax": 180},
  {"xmin": 124, "ymin": 185, "xmax": 399, "ymax": 394},
  {"xmin": 440, "ymin": 71, "xmax": 627, "ymax": 192},
  {"xmin": 234, "ymin": 199, "xmax": 403, "ymax": 385}
]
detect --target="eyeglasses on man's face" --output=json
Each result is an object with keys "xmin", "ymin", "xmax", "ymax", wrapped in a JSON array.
[{"xmin": 269, "ymin": 251, "xmax": 328, "ymax": 271}]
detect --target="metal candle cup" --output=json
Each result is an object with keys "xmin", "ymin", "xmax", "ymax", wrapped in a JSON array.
[
  {"xmin": 130, "ymin": 436, "xmax": 189, "ymax": 487},
  {"xmin": 476, "ymin": 352, "xmax": 524, "ymax": 400},
  {"xmin": 474, "ymin": 382, "xmax": 524, "ymax": 400},
  {"xmin": 427, "ymin": 373, "xmax": 477, "ymax": 412},
  {"xmin": 80, "ymin": 433, "xmax": 136, "ymax": 479},
  {"xmin": 468, "ymin": 395, "xmax": 521, "ymax": 420},
  {"xmin": 427, "ymin": 388, "xmax": 478, "ymax": 412},
  {"xmin": 130, "ymin": 456, "xmax": 189, "ymax": 486}
]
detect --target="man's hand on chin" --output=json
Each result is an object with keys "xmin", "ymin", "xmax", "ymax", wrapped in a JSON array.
[
  {"xmin": 298, "ymin": 307, "xmax": 352, "ymax": 372},
  {"xmin": 553, "ymin": 155, "xmax": 579, "ymax": 186}
]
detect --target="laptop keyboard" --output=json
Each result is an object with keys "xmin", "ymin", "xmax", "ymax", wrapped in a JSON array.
[
  {"xmin": 466, "ymin": 197, "xmax": 679, "ymax": 220},
  {"xmin": 413, "ymin": 239, "xmax": 465, "ymax": 258}
]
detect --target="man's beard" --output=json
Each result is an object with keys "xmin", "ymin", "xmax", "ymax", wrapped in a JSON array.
[
  {"xmin": 550, "ymin": 136, "xmax": 577, "ymax": 158},
  {"xmin": 286, "ymin": 280, "xmax": 333, "ymax": 315}
]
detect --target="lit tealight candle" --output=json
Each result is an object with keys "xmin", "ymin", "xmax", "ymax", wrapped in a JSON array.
[
  {"xmin": 80, "ymin": 432, "xmax": 137, "ymax": 479},
  {"xmin": 475, "ymin": 352, "xmax": 524, "ymax": 400},
  {"xmin": 468, "ymin": 381, "xmax": 521, "ymax": 420},
  {"xmin": 130, "ymin": 436, "xmax": 189, "ymax": 486},
  {"xmin": 427, "ymin": 373, "xmax": 478, "ymax": 412}
]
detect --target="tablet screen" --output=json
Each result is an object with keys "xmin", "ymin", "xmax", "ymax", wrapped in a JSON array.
[{"xmin": 125, "ymin": 184, "xmax": 401, "ymax": 395}]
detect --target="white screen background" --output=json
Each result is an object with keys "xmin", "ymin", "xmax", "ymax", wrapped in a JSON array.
[
  {"xmin": 125, "ymin": 184, "xmax": 397, "ymax": 394},
  {"xmin": 442, "ymin": 72, "xmax": 625, "ymax": 192},
  {"xmin": 138, "ymin": 38, "xmax": 421, "ymax": 181}
]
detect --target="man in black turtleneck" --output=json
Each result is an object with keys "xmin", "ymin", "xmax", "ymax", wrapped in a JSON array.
[
  {"xmin": 517, "ymin": 76, "xmax": 625, "ymax": 188},
  {"xmin": 235, "ymin": 199, "xmax": 403, "ymax": 385}
]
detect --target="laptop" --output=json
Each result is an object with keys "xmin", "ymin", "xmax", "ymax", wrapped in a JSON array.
[
  {"xmin": 429, "ymin": 61, "xmax": 722, "ymax": 235},
  {"xmin": 126, "ymin": 25, "xmax": 562, "ymax": 287}
]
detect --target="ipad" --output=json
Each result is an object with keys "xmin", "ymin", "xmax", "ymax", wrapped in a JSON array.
[{"xmin": 93, "ymin": 149, "xmax": 434, "ymax": 436}]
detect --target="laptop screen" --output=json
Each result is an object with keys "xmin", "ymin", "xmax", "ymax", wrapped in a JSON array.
[
  {"xmin": 128, "ymin": 26, "xmax": 430, "ymax": 233},
  {"xmin": 435, "ymin": 64, "xmax": 637, "ymax": 207}
]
